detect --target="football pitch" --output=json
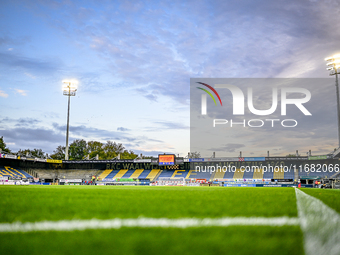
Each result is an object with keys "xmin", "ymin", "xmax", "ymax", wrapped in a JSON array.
[{"xmin": 0, "ymin": 186, "xmax": 339, "ymax": 255}]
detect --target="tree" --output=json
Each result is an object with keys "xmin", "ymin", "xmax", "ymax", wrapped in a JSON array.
[
  {"xmin": 18, "ymin": 148, "xmax": 46, "ymax": 158},
  {"xmin": 87, "ymin": 141, "xmax": 105, "ymax": 159},
  {"xmin": 0, "ymin": 136, "xmax": 11, "ymax": 153},
  {"xmin": 286, "ymin": 154, "xmax": 298, "ymax": 158},
  {"xmin": 69, "ymin": 139, "xmax": 87, "ymax": 160},
  {"xmin": 51, "ymin": 139, "xmax": 138, "ymax": 160},
  {"xmin": 189, "ymin": 151, "xmax": 201, "ymax": 158},
  {"xmin": 120, "ymin": 149, "xmax": 138, "ymax": 159},
  {"xmin": 103, "ymin": 141, "xmax": 124, "ymax": 159},
  {"xmin": 50, "ymin": 145, "xmax": 65, "ymax": 160}
]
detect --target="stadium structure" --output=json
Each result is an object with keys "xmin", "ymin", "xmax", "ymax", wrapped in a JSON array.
[{"xmin": 1, "ymin": 148, "xmax": 340, "ymax": 188}]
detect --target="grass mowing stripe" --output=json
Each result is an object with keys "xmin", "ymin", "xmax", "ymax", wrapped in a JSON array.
[
  {"xmin": 0, "ymin": 226, "xmax": 304, "ymax": 255},
  {"xmin": 295, "ymin": 188, "xmax": 340, "ymax": 255},
  {"xmin": 300, "ymin": 188, "xmax": 340, "ymax": 213},
  {"xmin": 0, "ymin": 216, "xmax": 300, "ymax": 233},
  {"xmin": 0, "ymin": 186, "xmax": 298, "ymax": 223}
]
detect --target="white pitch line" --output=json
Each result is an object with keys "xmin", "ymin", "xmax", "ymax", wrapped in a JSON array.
[
  {"xmin": 295, "ymin": 188, "xmax": 340, "ymax": 255},
  {"xmin": 0, "ymin": 216, "xmax": 299, "ymax": 233}
]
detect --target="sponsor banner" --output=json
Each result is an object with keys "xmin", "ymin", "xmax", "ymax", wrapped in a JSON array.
[
  {"xmin": 258, "ymin": 184, "xmax": 313, "ymax": 188},
  {"xmin": 0, "ymin": 176, "xmax": 8, "ymax": 180},
  {"xmin": 189, "ymin": 158, "xmax": 204, "ymax": 162},
  {"xmin": 224, "ymin": 184, "xmax": 257, "ymax": 187},
  {"xmin": 63, "ymin": 159, "xmax": 134, "ymax": 163},
  {"xmin": 244, "ymin": 157, "xmax": 266, "ymax": 161},
  {"xmin": 35, "ymin": 158, "xmax": 46, "ymax": 162},
  {"xmin": 46, "ymin": 159, "xmax": 62, "ymax": 163},
  {"xmin": 20, "ymin": 157, "xmax": 27, "ymax": 160},
  {"xmin": 158, "ymin": 154, "xmax": 175, "ymax": 165},
  {"xmin": 33, "ymin": 178, "xmax": 39, "ymax": 183},
  {"xmin": 133, "ymin": 159, "xmax": 151, "ymax": 163},
  {"xmin": 59, "ymin": 179, "xmax": 82, "ymax": 183},
  {"xmin": 26, "ymin": 157, "xmax": 35, "ymax": 161},
  {"xmin": 151, "ymin": 158, "xmax": 159, "ymax": 165},
  {"xmin": 308, "ymin": 155, "xmax": 328, "ymax": 160},
  {"xmin": 175, "ymin": 157, "xmax": 184, "ymax": 164},
  {"xmin": 184, "ymin": 158, "xmax": 189, "ymax": 162},
  {"xmin": 265, "ymin": 157, "xmax": 308, "ymax": 161},
  {"xmin": 205, "ymin": 158, "xmax": 239, "ymax": 162},
  {"xmin": 5, "ymin": 154, "xmax": 17, "ymax": 159},
  {"xmin": 0, "ymin": 154, "xmax": 4, "ymax": 158},
  {"xmin": 271, "ymin": 179, "xmax": 293, "ymax": 182}
]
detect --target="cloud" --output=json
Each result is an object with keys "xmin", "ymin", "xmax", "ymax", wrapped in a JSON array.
[
  {"xmin": 0, "ymin": 52, "xmax": 61, "ymax": 75},
  {"xmin": 0, "ymin": 90, "xmax": 8, "ymax": 98},
  {"xmin": 117, "ymin": 127, "xmax": 131, "ymax": 132},
  {"xmin": 14, "ymin": 89, "xmax": 27, "ymax": 96},
  {"xmin": 143, "ymin": 121, "xmax": 189, "ymax": 133},
  {"xmin": 209, "ymin": 144, "xmax": 245, "ymax": 153},
  {"xmin": 0, "ymin": 126, "xmax": 65, "ymax": 153},
  {"xmin": 24, "ymin": 72, "xmax": 36, "ymax": 79},
  {"xmin": 52, "ymin": 123, "xmax": 165, "ymax": 147}
]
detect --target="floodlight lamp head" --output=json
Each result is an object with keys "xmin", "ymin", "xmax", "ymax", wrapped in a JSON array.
[
  {"xmin": 325, "ymin": 54, "xmax": 340, "ymax": 62},
  {"xmin": 62, "ymin": 79, "xmax": 78, "ymax": 92}
]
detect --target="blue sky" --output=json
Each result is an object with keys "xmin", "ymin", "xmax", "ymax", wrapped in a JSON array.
[{"xmin": 1, "ymin": 0, "xmax": 340, "ymax": 157}]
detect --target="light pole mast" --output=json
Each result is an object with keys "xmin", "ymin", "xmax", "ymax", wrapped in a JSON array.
[
  {"xmin": 62, "ymin": 80, "xmax": 77, "ymax": 160},
  {"xmin": 326, "ymin": 55, "xmax": 340, "ymax": 148}
]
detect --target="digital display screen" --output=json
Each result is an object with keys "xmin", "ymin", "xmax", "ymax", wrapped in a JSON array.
[{"xmin": 158, "ymin": 154, "xmax": 175, "ymax": 165}]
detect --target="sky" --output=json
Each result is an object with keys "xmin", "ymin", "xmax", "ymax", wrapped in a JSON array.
[{"xmin": 0, "ymin": 0, "xmax": 340, "ymax": 158}]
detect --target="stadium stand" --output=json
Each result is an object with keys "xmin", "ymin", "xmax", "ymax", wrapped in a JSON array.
[
  {"xmin": 102, "ymin": 170, "xmax": 120, "ymax": 181},
  {"xmin": 284, "ymin": 169, "xmax": 295, "ymax": 179},
  {"xmin": 213, "ymin": 168, "xmax": 225, "ymax": 179},
  {"xmin": 224, "ymin": 170, "xmax": 234, "ymax": 179},
  {"xmin": 273, "ymin": 168, "xmax": 285, "ymax": 179},
  {"xmin": 253, "ymin": 169, "xmax": 264, "ymax": 179},
  {"xmin": 121, "ymin": 170, "xmax": 137, "ymax": 178},
  {"xmin": 299, "ymin": 169, "xmax": 334, "ymax": 178},
  {"xmin": 98, "ymin": 169, "xmax": 112, "ymax": 180},
  {"xmin": 242, "ymin": 170, "xmax": 254, "ymax": 180},
  {"xmin": 129, "ymin": 169, "xmax": 144, "ymax": 179},
  {"xmin": 101, "ymin": 169, "xmax": 161, "ymax": 182},
  {"xmin": 137, "ymin": 170, "xmax": 152, "ymax": 179},
  {"xmin": 156, "ymin": 170, "xmax": 189, "ymax": 180},
  {"xmin": 146, "ymin": 169, "xmax": 161, "ymax": 181},
  {"xmin": 263, "ymin": 170, "xmax": 274, "ymax": 179},
  {"xmin": 33, "ymin": 169, "xmax": 101, "ymax": 180},
  {"xmin": 115, "ymin": 169, "xmax": 128, "ymax": 179},
  {"xmin": 186, "ymin": 169, "xmax": 212, "ymax": 181},
  {"xmin": 0, "ymin": 166, "xmax": 33, "ymax": 179},
  {"xmin": 233, "ymin": 168, "xmax": 245, "ymax": 179},
  {"xmin": 188, "ymin": 170, "xmax": 211, "ymax": 181}
]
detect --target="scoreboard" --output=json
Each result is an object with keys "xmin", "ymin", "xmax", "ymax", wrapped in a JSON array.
[{"xmin": 158, "ymin": 154, "xmax": 175, "ymax": 165}]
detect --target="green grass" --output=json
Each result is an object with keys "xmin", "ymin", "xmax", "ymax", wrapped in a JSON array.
[
  {"xmin": 0, "ymin": 186, "xmax": 303, "ymax": 255},
  {"xmin": 0, "ymin": 227, "xmax": 304, "ymax": 255},
  {"xmin": 0, "ymin": 186, "xmax": 298, "ymax": 223},
  {"xmin": 300, "ymin": 188, "xmax": 340, "ymax": 213}
]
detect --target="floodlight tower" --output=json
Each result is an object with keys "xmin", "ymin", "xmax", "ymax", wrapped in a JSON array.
[
  {"xmin": 62, "ymin": 80, "xmax": 78, "ymax": 160},
  {"xmin": 325, "ymin": 54, "xmax": 340, "ymax": 148}
]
